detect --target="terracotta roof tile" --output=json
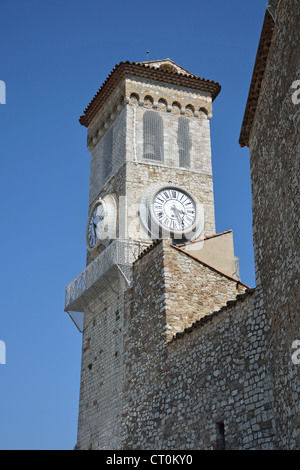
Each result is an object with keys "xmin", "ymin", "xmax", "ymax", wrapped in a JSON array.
[{"xmin": 79, "ymin": 61, "xmax": 221, "ymax": 127}]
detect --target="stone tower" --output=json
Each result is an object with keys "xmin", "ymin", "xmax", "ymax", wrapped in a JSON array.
[
  {"xmin": 65, "ymin": 59, "xmax": 246, "ymax": 449},
  {"xmin": 83, "ymin": 58, "xmax": 221, "ymax": 254}
]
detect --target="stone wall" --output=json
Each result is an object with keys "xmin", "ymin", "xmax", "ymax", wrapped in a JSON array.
[
  {"xmin": 122, "ymin": 240, "xmax": 275, "ymax": 449},
  {"xmin": 122, "ymin": 240, "xmax": 167, "ymax": 448},
  {"xmin": 248, "ymin": 0, "xmax": 300, "ymax": 449},
  {"xmin": 89, "ymin": 106, "xmax": 127, "ymax": 206},
  {"xmin": 76, "ymin": 269, "xmax": 128, "ymax": 450},
  {"xmin": 165, "ymin": 285, "xmax": 275, "ymax": 450}
]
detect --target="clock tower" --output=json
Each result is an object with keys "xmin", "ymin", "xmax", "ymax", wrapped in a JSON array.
[{"xmin": 65, "ymin": 59, "xmax": 243, "ymax": 449}]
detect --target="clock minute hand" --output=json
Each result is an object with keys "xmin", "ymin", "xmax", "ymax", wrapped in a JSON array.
[{"xmin": 171, "ymin": 205, "xmax": 185, "ymax": 227}]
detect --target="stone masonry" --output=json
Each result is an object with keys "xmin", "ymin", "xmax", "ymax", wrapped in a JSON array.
[
  {"xmin": 122, "ymin": 240, "xmax": 273, "ymax": 449},
  {"xmin": 242, "ymin": 0, "xmax": 300, "ymax": 448}
]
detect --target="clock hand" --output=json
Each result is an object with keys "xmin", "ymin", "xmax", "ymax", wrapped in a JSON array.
[
  {"xmin": 93, "ymin": 215, "xmax": 104, "ymax": 227},
  {"xmin": 171, "ymin": 205, "xmax": 185, "ymax": 228},
  {"xmin": 93, "ymin": 214, "xmax": 105, "ymax": 238}
]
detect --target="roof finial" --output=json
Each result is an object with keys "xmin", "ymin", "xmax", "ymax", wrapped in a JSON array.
[{"xmin": 146, "ymin": 50, "xmax": 149, "ymax": 61}]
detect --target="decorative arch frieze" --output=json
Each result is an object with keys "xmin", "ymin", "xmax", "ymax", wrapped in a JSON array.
[{"xmin": 88, "ymin": 89, "xmax": 212, "ymax": 150}]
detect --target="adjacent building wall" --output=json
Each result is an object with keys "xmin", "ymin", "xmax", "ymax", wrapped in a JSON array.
[{"xmin": 247, "ymin": 0, "xmax": 300, "ymax": 448}]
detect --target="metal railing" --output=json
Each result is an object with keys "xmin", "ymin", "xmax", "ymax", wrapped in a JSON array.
[{"xmin": 65, "ymin": 239, "xmax": 146, "ymax": 314}]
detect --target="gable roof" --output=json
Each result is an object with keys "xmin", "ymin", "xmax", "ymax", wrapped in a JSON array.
[
  {"xmin": 138, "ymin": 58, "xmax": 197, "ymax": 77},
  {"xmin": 171, "ymin": 243, "xmax": 250, "ymax": 289}
]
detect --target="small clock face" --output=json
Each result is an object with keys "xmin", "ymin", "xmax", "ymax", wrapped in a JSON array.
[
  {"xmin": 153, "ymin": 188, "xmax": 196, "ymax": 232},
  {"xmin": 87, "ymin": 203, "xmax": 105, "ymax": 249}
]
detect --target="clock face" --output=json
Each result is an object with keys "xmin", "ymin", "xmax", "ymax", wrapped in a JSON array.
[
  {"xmin": 87, "ymin": 203, "xmax": 105, "ymax": 249},
  {"xmin": 86, "ymin": 194, "xmax": 117, "ymax": 251},
  {"xmin": 153, "ymin": 188, "xmax": 196, "ymax": 232}
]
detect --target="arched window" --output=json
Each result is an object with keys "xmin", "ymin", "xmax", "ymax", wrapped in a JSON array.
[
  {"xmin": 199, "ymin": 107, "xmax": 209, "ymax": 119},
  {"xmin": 172, "ymin": 101, "xmax": 181, "ymax": 114},
  {"xmin": 143, "ymin": 111, "xmax": 164, "ymax": 161},
  {"xmin": 130, "ymin": 93, "xmax": 139, "ymax": 106},
  {"xmin": 185, "ymin": 104, "xmax": 194, "ymax": 117},
  {"xmin": 144, "ymin": 95, "xmax": 154, "ymax": 109},
  {"xmin": 158, "ymin": 98, "xmax": 167, "ymax": 112},
  {"xmin": 177, "ymin": 117, "xmax": 191, "ymax": 168}
]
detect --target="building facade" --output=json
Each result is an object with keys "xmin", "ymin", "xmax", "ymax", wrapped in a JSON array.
[{"xmin": 65, "ymin": 0, "xmax": 299, "ymax": 450}]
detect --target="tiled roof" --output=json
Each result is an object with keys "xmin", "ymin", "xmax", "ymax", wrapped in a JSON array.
[
  {"xmin": 239, "ymin": 10, "xmax": 275, "ymax": 148},
  {"xmin": 79, "ymin": 61, "xmax": 221, "ymax": 127}
]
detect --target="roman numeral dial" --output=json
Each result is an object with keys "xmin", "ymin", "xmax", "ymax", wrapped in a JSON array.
[
  {"xmin": 153, "ymin": 188, "xmax": 196, "ymax": 232},
  {"xmin": 85, "ymin": 194, "xmax": 117, "ymax": 251}
]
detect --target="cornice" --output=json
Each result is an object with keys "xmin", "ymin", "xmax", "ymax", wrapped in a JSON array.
[{"xmin": 79, "ymin": 61, "xmax": 221, "ymax": 128}]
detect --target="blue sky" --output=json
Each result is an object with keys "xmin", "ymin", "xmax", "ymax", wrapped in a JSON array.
[{"xmin": 0, "ymin": 0, "xmax": 267, "ymax": 450}]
